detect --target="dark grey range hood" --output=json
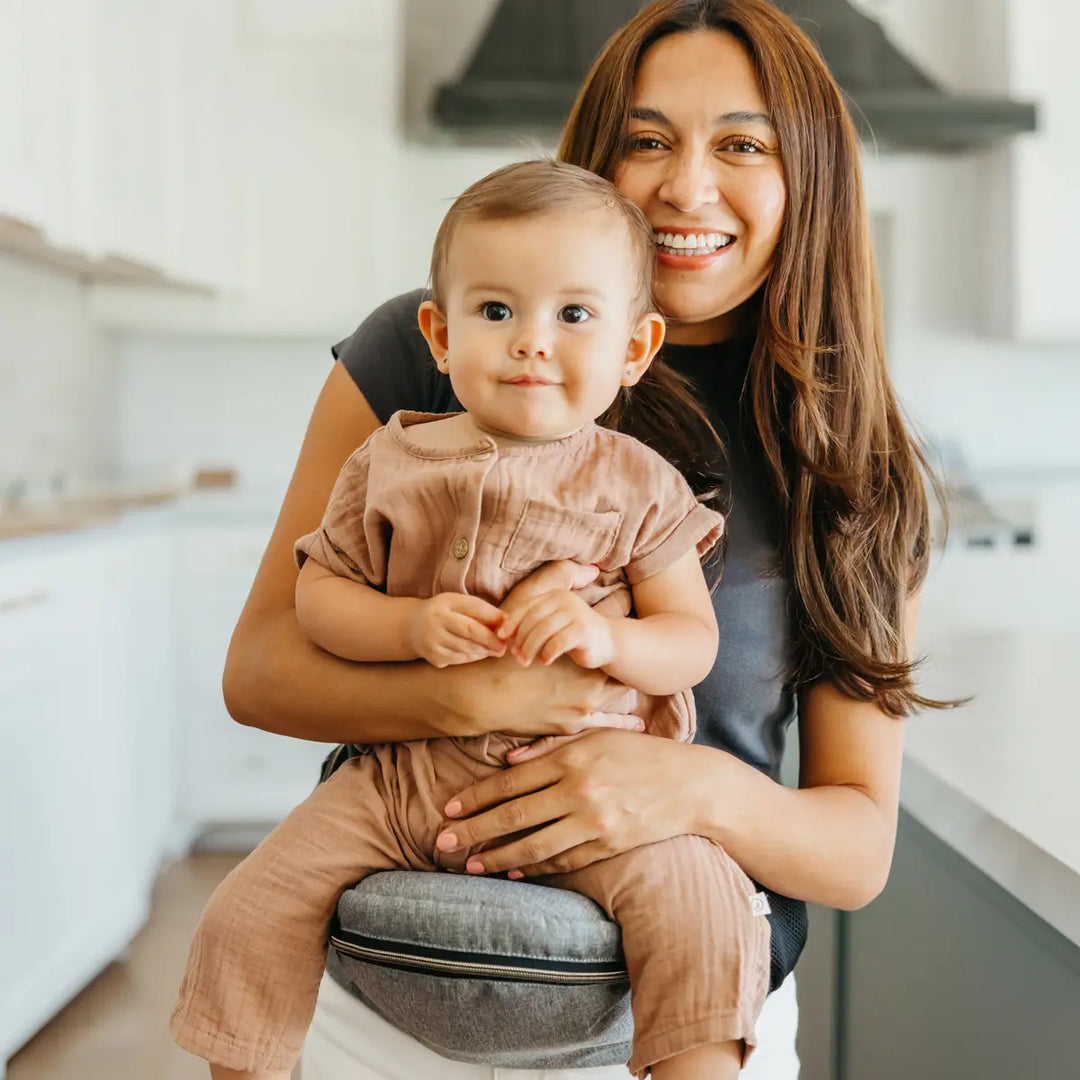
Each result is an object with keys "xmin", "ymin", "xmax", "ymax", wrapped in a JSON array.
[{"xmin": 434, "ymin": 0, "xmax": 1037, "ymax": 152}]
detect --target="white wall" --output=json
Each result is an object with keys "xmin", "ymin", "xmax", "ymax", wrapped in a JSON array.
[
  {"xmin": 0, "ymin": 253, "xmax": 113, "ymax": 492},
  {"xmin": 112, "ymin": 332, "xmax": 331, "ymax": 495},
  {"xmin": 111, "ymin": 0, "xmax": 1080, "ymax": 486}
]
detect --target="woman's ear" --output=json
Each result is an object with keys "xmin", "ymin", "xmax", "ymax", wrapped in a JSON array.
[
  {"xmin": 418, "ymin": 300, "xmax": 450, "ymax": 373},
  {"xmin": 621, "ymin": 311, "xmax": 666, "ymax": 387}
]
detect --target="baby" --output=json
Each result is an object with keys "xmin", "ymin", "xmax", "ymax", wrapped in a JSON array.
[{"xmin": 171, "ymin": 160, "xmax": 770, "ymax": 1080}]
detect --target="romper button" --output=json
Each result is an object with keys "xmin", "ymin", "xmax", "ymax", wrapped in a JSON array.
[{"xmin": 452, "ymin": 537, "xmax": 470, "ymax": 559}]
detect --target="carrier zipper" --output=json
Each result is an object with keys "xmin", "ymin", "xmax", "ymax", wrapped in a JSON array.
[{"xmin": 330, "ymin": 927, "xmax": 628, "ymax": 985}]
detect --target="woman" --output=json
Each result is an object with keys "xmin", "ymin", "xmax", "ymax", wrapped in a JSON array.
[{"xmin": 221, "ymin": 1, "xmax": 942, "ymax": 1076}]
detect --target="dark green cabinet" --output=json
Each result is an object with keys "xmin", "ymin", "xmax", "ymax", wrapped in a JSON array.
[{"xmin": 833, "ymin": 812, "xmax": 1080, "ymax": 1079}]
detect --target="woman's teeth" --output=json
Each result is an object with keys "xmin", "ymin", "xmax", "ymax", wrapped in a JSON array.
[{"xmin": 654, "ymin": 231, "xmax": 734, "ymax": 255}]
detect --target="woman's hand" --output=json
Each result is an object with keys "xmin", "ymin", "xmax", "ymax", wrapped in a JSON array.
[{"xmin": 435, "ymin": 729, "xmax": 711, "ymax": 877}]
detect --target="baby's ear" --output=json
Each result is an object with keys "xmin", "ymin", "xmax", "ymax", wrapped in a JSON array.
[
  {"xmin": 621, "ymin": 311, "xmax": 666, "ymax": 387},
  {"xmin": 418, "ymin": 300, "xmax": 450, "ymax": 372}
]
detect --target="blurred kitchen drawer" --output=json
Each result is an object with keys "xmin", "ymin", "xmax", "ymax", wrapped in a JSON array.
[
  {"xmin": 0, "ymin": 560, "xmax": 70, "ymax": 681},
  {"xmin": 171, "ymin": 519, "xmax": 332, "ymax": 831},
  {"xmin": 179, "ymin": 681, "xmax": 329, "ymax": 825},
  {"xmin": 173, "ymin": 522, "xmax": 268, "ymax": 680}
]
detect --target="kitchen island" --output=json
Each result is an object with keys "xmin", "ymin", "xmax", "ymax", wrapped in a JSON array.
[{"xmin": 825, "ymin": 478, "xmax": 1080, "ymax": 1080}]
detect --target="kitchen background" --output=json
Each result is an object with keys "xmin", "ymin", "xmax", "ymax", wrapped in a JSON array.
[{"xmin": 1, "ymin": 1, "xmax": 1078, "ymax": 1078}]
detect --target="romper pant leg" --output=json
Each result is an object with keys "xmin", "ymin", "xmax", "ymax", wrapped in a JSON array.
[
  {"xmin": 640, "ymin": 690, "xmax": 695, "ymax": 743},
  {"xmin": 170, "ymin": 753, "xmax": 439, "ymax": 1073},
  {"xmin": 544, "ymin": 835, "xmax": 771, "ymax": 1079}
]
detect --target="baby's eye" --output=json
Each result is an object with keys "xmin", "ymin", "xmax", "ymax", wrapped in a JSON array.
[
  {"xmin": 559, "ymin": 305, "xmax": 591, "ymax": 324},
  {"xmin": 481, "ymin": 302, "xmax": 512, "ymax": 321}
]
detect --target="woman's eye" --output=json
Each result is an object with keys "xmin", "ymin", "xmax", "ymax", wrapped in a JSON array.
[
  {"xmin": 724, "ymin": 137, "xmax": 767, "ymax": 154},
  {"xmin": 481, "ymin": 302, "xmax": 512, "ymax": 321},
  {"xmin": 627, "ymin": 135, "xmax": 666, "ymax": 152},
  {"xmin": 559, "ymin": 305, "xmax": 591, "ymax": 324}
]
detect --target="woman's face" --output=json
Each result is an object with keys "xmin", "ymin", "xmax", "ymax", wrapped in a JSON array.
[{"xmin": 614, "ymin": 30, "xmax": 787, "ymax": 344}]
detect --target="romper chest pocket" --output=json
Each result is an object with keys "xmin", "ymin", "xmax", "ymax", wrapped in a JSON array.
[{"xmin": 500, "ymin": 499, "xmax": 623, "ymax": 574}]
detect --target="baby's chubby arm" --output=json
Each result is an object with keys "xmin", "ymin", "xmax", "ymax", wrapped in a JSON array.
[
  {"xmin": 294, "ymin": 558, "xmax": 507, "ymax": 668},
  {"xmin": 498, "ymin": 549, "xmax": 717, "ymax": 695}
]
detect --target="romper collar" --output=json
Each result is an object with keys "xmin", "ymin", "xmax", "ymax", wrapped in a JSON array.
[{"xmin": 389, "ymin": 411, "xmax": 598, "ymax": 459}]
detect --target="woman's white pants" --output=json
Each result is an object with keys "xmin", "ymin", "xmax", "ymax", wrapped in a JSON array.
[{"xmin": 297, "ymin": 971, "xmax": 800, "ymax": 1079}]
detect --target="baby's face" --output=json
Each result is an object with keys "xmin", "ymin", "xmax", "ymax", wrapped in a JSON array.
[{"xmin": 433, "ymin": 207, "xmax": 652, "ymax": 441}]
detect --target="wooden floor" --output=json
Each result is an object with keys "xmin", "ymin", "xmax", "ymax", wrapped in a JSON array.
[{"xmin": 7, "ymin": 853, "xmax": 244, "ymax": 1080}]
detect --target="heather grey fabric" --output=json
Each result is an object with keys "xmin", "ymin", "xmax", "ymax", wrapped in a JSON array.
[{"xmin": 326, "ymin": 873, "xmax": 633, "ymax": 1068}]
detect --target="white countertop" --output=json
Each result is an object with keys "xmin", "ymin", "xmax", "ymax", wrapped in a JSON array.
[
  {"xmin": 0, "ymin": 485, "xmax": 280, "ymax": 565},
  {"xmin": 902, "ymin": 478, "xmax": 1080, "ymax": 945}
]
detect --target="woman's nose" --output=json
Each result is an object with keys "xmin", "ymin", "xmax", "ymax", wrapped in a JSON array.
[{"xmin": 659, "ymin": 152, "xmax": 721, "ymax": 213}]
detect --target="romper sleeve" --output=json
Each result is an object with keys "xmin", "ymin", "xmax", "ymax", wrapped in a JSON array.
[
  {"xmin": 622, "ymin": 446, "xmax": 726, "ymax": 586},
  {"xmin": 294, "ymin": 442, "xmax": 388, "ymax": 588},
  {"xmin": 333, "ymin": 288, "xmax": 460, "ymax": 422}
]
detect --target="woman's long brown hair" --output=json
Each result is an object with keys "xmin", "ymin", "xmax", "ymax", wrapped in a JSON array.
[{"xmin": 560, "ymin": 0, "xmax": 950, "ymax": 717}]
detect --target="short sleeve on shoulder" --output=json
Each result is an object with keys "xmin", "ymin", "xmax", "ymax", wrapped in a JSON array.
[
  {"xmin": 332, "ymin": 289, "xmax": 460, "ymax": 422},
  {"xmin": 622, "ymin": 445, "xmax": 726, "ymax": 586},
  {"xmin": 294, "ymin": 444, "xmax": 387, "ymax": 587}
]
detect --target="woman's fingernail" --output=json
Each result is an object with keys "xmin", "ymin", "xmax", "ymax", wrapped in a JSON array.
[
  {"xmin": 444, "ymin": 800, "xmax": 462, "ymax": 817},
  {"xmin": 507, "ymin": 870, "xmax": 524, "ymax": 880},
  {"xmin": 436, "ymin": 831, "xmax": 458, "ymax": 851},
  {"xmin": 466, "ymin": 860, "xmax": 485, "ymax": 874}
]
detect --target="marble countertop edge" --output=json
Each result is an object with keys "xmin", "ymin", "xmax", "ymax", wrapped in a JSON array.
[{"xmin": 900, "ymin": 755, "xmax": 1080, "ymax": 949}]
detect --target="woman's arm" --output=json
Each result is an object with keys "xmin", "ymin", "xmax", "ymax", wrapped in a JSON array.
[
  {"xmin": 686, "ymin": 680, "xmax": 905, "ymax": 909},
  {"xmin": 224, "ymin": 361, "xmax": 635, "ymax": 744},
  {"xmin": 435, "ymin": 596, "xmax": 920, "ymax": 911},
  {"xmin": 696, "ymin": 593, "xmax": 922, "ymax": 908}
]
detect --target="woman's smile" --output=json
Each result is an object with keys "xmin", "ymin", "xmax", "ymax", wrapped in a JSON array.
[{"xmin": 653, "ymin": 227, "xmax": 737, "ymax": 267}]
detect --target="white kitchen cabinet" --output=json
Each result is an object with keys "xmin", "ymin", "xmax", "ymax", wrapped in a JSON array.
[
  {"xmin": 1003, "ymin": 0, "xmax": 1080, "ymax": 342},
  {"xmin": 0, "ymin": 3, "xmax": 68, "ymax": 233},
  {"xmin": 81, "ymin": 0, "xmax": 169, "ymax": 268},
  {"xmin": 173, "ymin": 521, "xmax": 331, "ymax": 832},
  {"xmin": 0, "ymin": 530, "xmax": 174, "ymax": 1073},
  {"xmin": 0, "ymin": 510, "xmax": 335, "ymax": 1070},
  {"xmin": 0, "ymin": 0, "xmax": 237, "ymax": 291},
  {"xmin": 158, "ymin": 1, "xmax": 241, "ymax": 290},
  {"xmin": 73, "ymin": 0, "xmax": 240, "ymax": 285},
  {"xmin": 0, "ymin": 555, "xmax": 80, "ymax": 1065}
]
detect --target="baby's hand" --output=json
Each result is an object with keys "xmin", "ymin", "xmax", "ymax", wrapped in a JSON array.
[
  {"xmin": 409, "ymin": 594, "xmax": 507, "ymax": 668},
  {"xmin": 498, "ymin": 590, "xmax": 615, "ymax": 669}
]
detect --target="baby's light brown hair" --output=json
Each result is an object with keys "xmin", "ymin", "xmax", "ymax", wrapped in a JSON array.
[{"xmin": 428, "ymin": 158, "xmax": 657, "ymax": 318}]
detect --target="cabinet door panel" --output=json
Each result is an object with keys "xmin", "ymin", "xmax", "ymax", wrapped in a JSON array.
[
  {"xmin": 175, "ymin": 522, "xmax": 331, "ymax": 829},
  {"xmin": 844, "ymin": 812, "xmax": 1080, "ymax": 1080},
  {"xmin": 0, "ymin": 564, "xmax": 82, "ymax": 1049}
]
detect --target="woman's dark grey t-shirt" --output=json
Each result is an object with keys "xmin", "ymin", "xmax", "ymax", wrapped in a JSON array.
[{"xmin": 333, "ymin": 289, "xmax": 807, "ymax": 985}]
